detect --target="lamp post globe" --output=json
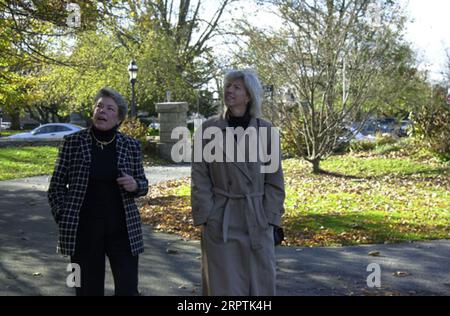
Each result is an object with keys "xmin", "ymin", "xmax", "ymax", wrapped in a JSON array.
[{"xmin": 128, "ymin": 60, "xmax": 138, "ymax": 118}]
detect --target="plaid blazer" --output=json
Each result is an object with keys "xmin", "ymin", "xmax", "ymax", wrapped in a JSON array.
[{"xmin": 48, "ymin": 128, "xmax": 148, "ymax": 256}]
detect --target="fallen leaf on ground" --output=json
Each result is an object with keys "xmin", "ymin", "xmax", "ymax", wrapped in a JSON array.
[
  {"xmin": 166, "ymin": 249, "xmax": 178, "ymax": 255},
  {"xmin": 393, "ymin": 271, "xmax": 410, "ymax": 277}
]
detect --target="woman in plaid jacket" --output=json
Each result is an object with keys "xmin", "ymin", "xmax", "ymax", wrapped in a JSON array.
[{"xmin": 48, "ymin": 87, "xmax": 148, "ymax": 296}]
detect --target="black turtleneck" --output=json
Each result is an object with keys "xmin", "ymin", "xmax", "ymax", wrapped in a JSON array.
[
  {"xmin": 227, "ymin": 107, "xmax": 251, "ymax": 129},
  {"xmin": 79, "ymin": 125, "xmax": 126, "ymax": 235},
  {"xmin": 90, "ymin": 125, "xmax": 119, "ymax": 180},
  {"xmin": 91, "ymin": 124, "xmax": 117, "ymax": 142}
]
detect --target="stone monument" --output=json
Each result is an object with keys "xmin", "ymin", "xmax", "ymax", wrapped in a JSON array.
[{"xmin": 155, "ymin": 102, "xmax": 188, "ymax": 162}]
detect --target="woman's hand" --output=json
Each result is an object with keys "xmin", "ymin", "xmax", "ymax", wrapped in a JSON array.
[{"xmin": 117, "ymin": 172, "xmax": 138, "ymax": 192}]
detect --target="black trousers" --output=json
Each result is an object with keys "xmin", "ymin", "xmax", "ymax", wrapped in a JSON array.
[{"xmin": 71, "ymin": 218, "xmax": 139, "ymax": 296}]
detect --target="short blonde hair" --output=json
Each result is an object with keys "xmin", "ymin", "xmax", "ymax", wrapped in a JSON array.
[{"xmin": 223, "ymin": 69, "xmax": 263, "ymax": 118}]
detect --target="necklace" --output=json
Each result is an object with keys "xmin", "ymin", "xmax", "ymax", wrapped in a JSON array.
[{"xmin": 91, "ymin": 131, "xmax": 116, "ymax": 150}]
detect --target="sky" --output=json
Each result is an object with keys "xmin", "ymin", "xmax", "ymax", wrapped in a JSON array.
[
  {"xmin": 206, "ymin": 0, "xmax": 450, "ymax": 82},
  {"xmin": 402, "ymin": 0, "xmax": 450, "ymax": 82}
]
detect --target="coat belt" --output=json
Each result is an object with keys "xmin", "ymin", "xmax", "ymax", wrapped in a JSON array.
[{"xmin": 212, "ymin": 187, "xmax": 265, "ymax": 250}]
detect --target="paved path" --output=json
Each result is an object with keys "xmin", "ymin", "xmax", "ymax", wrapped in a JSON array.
[{"xmin": 0, "ymin": 168, "xmax": 449, "ymax": 296}]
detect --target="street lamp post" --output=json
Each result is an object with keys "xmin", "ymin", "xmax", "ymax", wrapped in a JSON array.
[{"xmin": 128, "ymin": 60, "xmax": 138, "ymax": 118}]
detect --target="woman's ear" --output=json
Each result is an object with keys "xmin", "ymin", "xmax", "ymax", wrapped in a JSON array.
[{"xmin": 245, "ymin": 94, "xmax": 251, "ymax": 106}]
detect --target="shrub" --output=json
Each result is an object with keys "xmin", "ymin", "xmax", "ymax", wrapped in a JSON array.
[
  {"xmin": 412, "ymin": 103, "xmax": 450, "ymax": 162},
  {"xmin": 349, "ymin": 139, "xmax": 376, "ymax": 152},
  {"xmin": 147, "ymin": 128, "xmax": 159, "ymax": 137},
  {"xmin": 374, "ymin": 143, "xmax": 402, "ymax": 155},
  {"xmin": 280, "ymin": 129, "xmax": 307, "ymax": 158},
  {"xmin": 333, "ymin": 141, "xmax": 350, "ymax": 154},
  {"xmin": 119, "ymin": 118, "xmax": 148, "ymax": 142},
  {"xmin": 375, "ymin": 133, "xmax": 398, "ymax": 146}
]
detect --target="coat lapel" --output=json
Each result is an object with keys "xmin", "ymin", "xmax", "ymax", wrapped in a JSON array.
[
  {"xmin": 116, "ymin": 132, "xmax": 127, "ymax": 172},
  {"xmin": 81, "ymin": 129, "xmax": 92, "ymax": 166}
]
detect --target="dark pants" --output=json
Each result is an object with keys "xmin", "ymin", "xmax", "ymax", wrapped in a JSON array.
[{"xmin": 71, "ymin": 218, "xmax": 139, "ymax": 296}]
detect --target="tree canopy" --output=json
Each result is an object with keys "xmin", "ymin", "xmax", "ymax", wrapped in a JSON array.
[{"xmin": 1, "ymin": 0, "xmax": 234, "ymax": 124}]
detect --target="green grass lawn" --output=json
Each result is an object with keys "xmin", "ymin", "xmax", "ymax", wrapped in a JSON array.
[
  {"xmin": 0, "ymin": 130, "xmax": 14, "ymax": 138},
  {"xmin": 144, "ymin": 154, "xmax": 449, "ymax": 246},
  {"xmin": 0, "ymin": 145, "xmax": 169, "ymax": 180},
  {"xmin": 0, "ymin": 146, "xmax": 58, "ymax": 180},
  {"xmin": 281, "ymin": 157, "xmax": 449, "ymax": 246},
  {"xmin": 0, "ymin": 130, "xmax": 30, "ymax": 137}
]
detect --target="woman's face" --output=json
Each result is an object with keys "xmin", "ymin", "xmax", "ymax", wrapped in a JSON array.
[
  {"xmin": 92, "ymin": 96, "xmax": 121, "ymax": 131},
  {"xmin": 224, "ymin": 78, "xmax": 250, "ymax": 111}
]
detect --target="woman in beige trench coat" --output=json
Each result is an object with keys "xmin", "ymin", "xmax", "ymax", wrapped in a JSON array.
[{"xmin": 191, "ymin": 69, "xmax": 285, "ymax": 296}]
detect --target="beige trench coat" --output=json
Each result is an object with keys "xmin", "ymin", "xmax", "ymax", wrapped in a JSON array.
[{"xmin": 191, "ymin": 114, "xmax": 285, "ymax": 296}]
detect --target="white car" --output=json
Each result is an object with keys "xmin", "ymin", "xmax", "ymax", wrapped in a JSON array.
[
  {"xmin": 339, "ymin": 126, "xmax": 376, "ymax": 143},
  {"xmin": 7, "ymin": 123, "xmax": 84, "ymax": 140},
  {"xmin": 0, "ymin": 121, "xmax": 11, "ymax": 129},
  {"xmin": 149, "ymin": 122, "xmax": 160, "ymax": 129}
]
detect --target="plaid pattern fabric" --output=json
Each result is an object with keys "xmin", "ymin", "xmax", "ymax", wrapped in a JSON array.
[{"xmin": 48, "ymin": 128, "xmax": 148, "ymax": 256}]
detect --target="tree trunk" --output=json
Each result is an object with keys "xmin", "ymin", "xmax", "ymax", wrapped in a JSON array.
[
  {"xmin": 311, "ymin": 158, "xmax": 321, "ymax": 174},
  {"xmin": 10, "ymin": 110, "xmax": 21, "ymax": 130}
]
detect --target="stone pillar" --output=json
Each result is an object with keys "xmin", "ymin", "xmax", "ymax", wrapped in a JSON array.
[{"xmin": 155, "ymin": 102, "xmax": 188, "ymax": 162}]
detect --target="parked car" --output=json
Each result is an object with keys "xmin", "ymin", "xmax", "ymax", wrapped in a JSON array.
[
  {"xmin": 397, "ymin": 120, "xmax": 412, "ymax": 137},
  {"xmin": 376, "ymin": 118, "xmax": 397, "ymax": 134},
  {"xmin": 149, "ymin": 122, "xmax": 160, "ymax": 129},
  {"xmin": 0, "ymin": 121, "xmax": 11, "ymax": 129},
  {"xmin": 137, "ymin": 115, "xmax": 158, "ymax": 128},
  {"xmin": 7, "ymin": 123, "xmax": 84, "ymax": 140},
  {"xmin": 339, "ymin": 126, "xmax": 376, "ymax": 143}
]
